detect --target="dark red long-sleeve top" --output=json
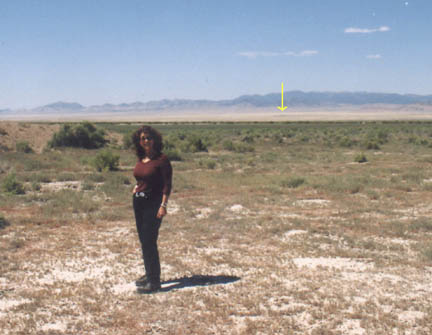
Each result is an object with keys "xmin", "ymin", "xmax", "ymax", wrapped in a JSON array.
[{"xmin": 133, "ymin": 154, "xmax": 172, "ymax": 196}]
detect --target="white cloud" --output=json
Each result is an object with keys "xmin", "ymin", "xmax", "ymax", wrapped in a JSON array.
[
  {"xmin": 237, "ymin": 51, "xmax": 278, "ymax": 58},
  {"xmin": 366, "ymin": 54, "xmax": 382, "ymax": 59},
  {"xmin": 297, "ymin": 50, "xmax": 318, "ymax": 56},
  {"xmin": 344, "ymin": 26, "xmax": 390, "ymax": 34},
  {"xmin": 237, "ymin": 50, "xmax": 318, "ymax": 58}
]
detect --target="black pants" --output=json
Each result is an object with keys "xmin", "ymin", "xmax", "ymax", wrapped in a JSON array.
[{"xmin": 133, "ymin": 194, "xmax": 162, "ymax": 283}]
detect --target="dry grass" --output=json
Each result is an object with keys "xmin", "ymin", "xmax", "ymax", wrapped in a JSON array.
[{"xmin": 1, "ymin": 121, "xmax": 432, "ymax": 334}]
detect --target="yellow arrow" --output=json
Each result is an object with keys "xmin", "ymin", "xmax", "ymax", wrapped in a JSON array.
[{"xmin": 277, "ymin": 82, "xmax": 287, "ymax": 111}]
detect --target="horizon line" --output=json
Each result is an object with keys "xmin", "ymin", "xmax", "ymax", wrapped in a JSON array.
[{"xmin": 3, "ymin": 89, "xmax": 432, "ymax": 110}]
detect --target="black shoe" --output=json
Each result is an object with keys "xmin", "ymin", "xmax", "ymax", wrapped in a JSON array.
[
  {"xmin": 135, "ymin": 275, "xmax": 148, "ymax": 287},
  {"xmin": 138, "ymin": 281, "xmax": 161, "ymax": 293}
]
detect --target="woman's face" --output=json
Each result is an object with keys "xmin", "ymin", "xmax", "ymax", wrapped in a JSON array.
[{"xmin": 139, "ymin": 132, "xmax": 154, "ymax": 153}]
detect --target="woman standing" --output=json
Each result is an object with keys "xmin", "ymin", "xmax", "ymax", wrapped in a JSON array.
[{"xmin": 132, "ymin": 125, "xmax": 172, "ymax": 293}]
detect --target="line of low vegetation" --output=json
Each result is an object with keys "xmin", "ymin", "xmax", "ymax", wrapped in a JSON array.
[{"xmin": 108, "ymin": 121, "xmax": 432, "ymax": 159}]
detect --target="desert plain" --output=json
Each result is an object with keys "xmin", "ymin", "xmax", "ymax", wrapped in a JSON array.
[{"xmin": 1, "ymin": 109, "xmax": 432, "ymax": 334}]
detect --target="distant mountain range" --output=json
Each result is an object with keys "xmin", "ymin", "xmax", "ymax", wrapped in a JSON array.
[{"xmin": 3, "ymin": 91, "xmax": 432, "ymax": 114}]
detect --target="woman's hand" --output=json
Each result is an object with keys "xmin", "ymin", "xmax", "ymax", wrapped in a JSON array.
[
  {"xmin": 156, "ymin": 206, "xmax": 167, "ymax": 219},
  {"xmin": 132, "ymin": 185, "xmax": 138, "ymax": 194}
]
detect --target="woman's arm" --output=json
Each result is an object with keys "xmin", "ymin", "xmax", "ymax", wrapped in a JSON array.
[
  {"xmin": 156, "ymin": 194, "xmax": 169, "ymax": 219},
  {"xmin": 157, "ymin": 157, "xmax": 172, "ymax": 219}
]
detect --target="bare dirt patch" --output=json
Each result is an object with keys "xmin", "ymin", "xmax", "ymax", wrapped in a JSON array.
[
  {"xmin": 0, "ymin": 122, "xmax": 60, "ymax": 153},
  {"xmin": 40, "ymin": 181, "xmax": 82, "ymax": 192}
]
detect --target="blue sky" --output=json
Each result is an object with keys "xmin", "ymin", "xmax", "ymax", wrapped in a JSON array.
[{"xmin": 1, "ymin": 0, "xmax": 431, "ymax": 109}]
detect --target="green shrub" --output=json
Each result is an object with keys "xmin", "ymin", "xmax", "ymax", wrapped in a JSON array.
[
  {"xmin": 81, "ymin": 181, "xmax": 95, "ymax": 191},
  {"xmin": 222, "ymin": 140, "xmax": 254, "ymax": 153},
  {"xmin": 2, "ymin": 172, "xmax": 25, "ymax": 195},
  {"xmin": 48, "ymin": 122, "xmax": 107, "ymax": 149},
  {"xmin": 421, "ymin": 243, "xmax": 432, "ymax": 261},
  {"xmin": 82, "ymin": 181, "xmax": 95, "ymax": 191},
  {"xmin": 376, "ymin": 129, "xmax": 389, "ymax": 144},
  {"xmin": 408, "ymin": 136, "xmax": 417, "ymax": 144},
  {"xmin": 271, "ymin": 133, "xmax": 283, "ymax": 144},
  {"xmin": 233, "ymin": 143, "xmax": 254, "ymax": 153},
  {"xmin": 300, "ymin": 135, "xmax": 310, "ymax": 143},
  {"xmin": 57, "ymin": 173, "xmax": 76, "ymax": 181},
  {"xmin": 93, "ymin": 150, "xmax": 120, "ymax": 172},
  {"xmin": 339, "ymin": 137, "xmax": 356, "ymax": 148},
  {"xmin": 163, "ymin": 138, "xmax": 176, "ymax": 151},
  {"xmin": 354, "ymin": 153, "xmax": 368, "ymax": 163},
  {"xmin": 366, "ymin": 190, "xmax": 379, "ymax": 200},
  {"xmin": 261, "ymin": 152, "xmax": 278, "ymax": 163},
  {"xmin": 80, "ymin": 156, "xmax": 93, "ymax": 167},
  {"xmin": 122, "ymin": 131, "xmax": 134, "ymax": 149},
  {"xmin": 284, "ymin": 131, "xmax": 295, "ymax": 138},
  {"xmin": 180, "ymin": 135, "xmax": 208, "ymax": 153},
  {"xmin": 176, "ymin": 132, "xmax": 187, "ymax": 141},
  {"xmin": 164, "ymin": 149, "xmax": 182, "ymax": 161},
  {"xmin": 16, "ymin": 141, "xmax": 34, "ymax": 153},
  {"xmin": 361, "ymin": 128, "xmax": 389, "ymax": 149},
  {"xmin": 280, "ymin": 177, "xmax": 305, "ymax": 188},
  {"xmin": 31, "ymin": 182, "xmax": 41, "ymax": 191},
  {"xmin": 222, "ymin": 140, "xmax": 235, "ymax": 151},
  {"xmin": 362, "ymin": 140, "xmax": 380, "ymax": 150},
  {"xmin": 408, "ymin": 136, "xmax": 429, "ymax": 146},
  {"xmin": 241, "ymin": 135, "xmax": 255, "ymax": 143},
  {"xmin": 30, "ymin": 173, "xmax": 52, "ymax": 183},
  {"xmin": 199, "ymin": 159, "xmax": 216, "ymax": 169}
]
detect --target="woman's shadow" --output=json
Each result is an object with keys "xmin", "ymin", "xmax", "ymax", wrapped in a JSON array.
[
  {"xmin": 0, "ymin": 218, "xmax": 9, "ymax": 230},
  {"xmin": 138, "ymin": 274, "xmax": 240, "ymax": 294}
]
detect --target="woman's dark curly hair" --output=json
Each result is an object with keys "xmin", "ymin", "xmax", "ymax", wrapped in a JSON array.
[{"xmin": 132, "ymin": 125, "xmax": 163, "ymax": 160}]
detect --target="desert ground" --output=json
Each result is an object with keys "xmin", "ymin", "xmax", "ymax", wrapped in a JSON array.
[{"xmin": 1, "ymin": 119, "xmax": 432, "ymax": 334}]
